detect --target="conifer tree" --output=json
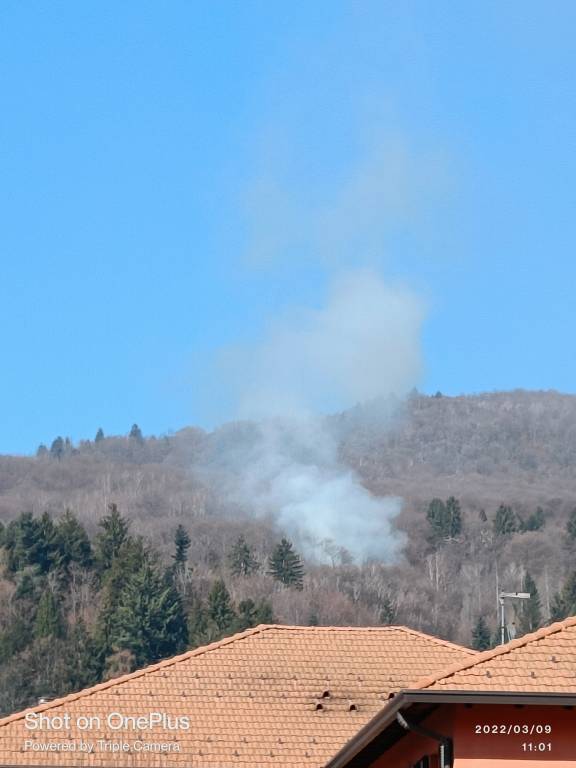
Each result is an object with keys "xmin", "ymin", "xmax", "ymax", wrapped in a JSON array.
[
  {"xmin": 129, "ymin": 424, "xmax": 144, "ymax": 443},
  {"xmin": 426, "ymin": 498, "xmax": 447, "ymax": 541},
  {"xmin": 109, "ymin": 561, "xmax": 188, "ymax": 668},
  {"xmin": 94, "ymin": 536, "xmax": 148, "ymax": 657},
  {"xmin": 94, "ymin": 428, "xmax": 105, "ymax": 443},
  {"xmin": 55, "ymin": 510, "xmax": 92, "ymax": 573},
  {"xmin": 208, "ymin": 580, "xmax": 236, "ymax": 632},
  {"xmin": 172, "ymin": 524, "xmax": 191, "ymax": 569},
  {"xmin": 517, "ymin": 572, "xmax": 542, "ymax": 635},
  {"xmin": 234, "ymin": 598, "xmax": 274, "ymax": 631},
  {"xmin": 187, "ymin": 593, "xmax": 209, "ymax": 648},
  {"xmin": 445, "ymin": 496, "xmax": 462, "ymax": 537},
  {"xmin": 493, "ymin": 504, "xmax": 518, "ymax": 536},
  {"xmin": 64, "ymin": 620, "xmax": 102, "ymax": 690},
  {"xmin": 268, "ymin": 538, "xmax": 305, "ymax": 589},
  {"xmin": 379, "ymin": 596, "xmax": 396, "ymax": 625},
  {"xmin": 551, "ymin": 570, "xmax": 576, "ymax": 621},
  {"xmin": 254, "ymin": 598, "xmax": 274, "ymax": 624},
  {"xmin": 471, "ymin": 616, "xmax": 491, "ymax": 650},
  {"xmin": 34, "ymin": 590, "xmax": 64, "ymax": 639},
  {"xmin": 228, "ymin": 535, "xmax": 259, "ymax": 577},
  {"xmin": 567, "ymin": 508, "xmax": 576, "ymax": 541},
  {"xmin": 95, "ymin": 504, "xmax": 131, "ymax": 572},
  {"xmin": 49, "ymin": 436, "xmax": 65, "ymax": 460}
]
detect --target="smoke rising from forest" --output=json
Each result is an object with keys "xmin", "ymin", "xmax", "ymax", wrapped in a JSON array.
[
  {"xmin": 210, "ymin": 269, "xmax": 425, "ymax": 562},
  {"xmin": 208, "ymin": 109, "xmax": 435, "ymax": 559}
]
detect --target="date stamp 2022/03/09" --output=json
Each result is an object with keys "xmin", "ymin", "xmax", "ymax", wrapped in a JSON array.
[{"xmin": 473, "ymin": 722, "xmax": 554, "ymax": 756}]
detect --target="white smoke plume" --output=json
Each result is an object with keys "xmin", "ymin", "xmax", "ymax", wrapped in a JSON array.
[{"xmin": 211, "ymin": 269, "xmax": 425, "ymax": 562}]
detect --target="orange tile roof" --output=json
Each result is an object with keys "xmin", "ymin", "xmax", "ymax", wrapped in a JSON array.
[
  {"xmin": 0, "ymin": 624, "xmax": 474, "ymax": 767},
  {"xmin": 414, "ymin": 615, "xmax": 576, "ymax": 692}
]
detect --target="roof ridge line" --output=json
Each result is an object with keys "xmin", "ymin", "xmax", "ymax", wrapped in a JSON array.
[
  {"xmin": 390, "ymin": 625, "xmax": 477, "ymax": 655},
  {"xmin": 260, "ymin": 624, "xmax": 475, "ymax": 651},
  {"xmin": 413, "ymin": 615, "xmax": 576, "ymax": 690},
  {"xmin": 0, "ymin": 624, "xmax": 271, "ymax": 727}
]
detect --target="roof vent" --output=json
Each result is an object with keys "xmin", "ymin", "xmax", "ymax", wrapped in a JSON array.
[
  {"xmin": 486, "ymin": 671, "xmax": 492, "ymax": 678},
  {"xmin": 551, "ymin": 655, "xmax": 557, "ymax": 663},
  {"xmin": 531, "ymin": 671, "xmax": 536, "ymax": 678},
  {"xmin": 348, "ymin": 702, "xmax": 358, "ymax": 712},
  {"xmin": 314, "ymin": 702, "xmax": 324, "ymax": 711},
  {"xmin": 321, "ymin": 689, "xmax": 331, "ymax": 698}
]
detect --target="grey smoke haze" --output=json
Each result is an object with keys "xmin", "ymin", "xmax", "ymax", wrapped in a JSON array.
[
  {"xmin": 211, "ymin": 269, "xmax": 425, "ymax": 562},
  {"xmin": 238, "ymin": 269, "xmax": 424, "ymax": 419},
  {"xmin": 207, "ymin": 79, "xmax": 438, "ymax": 559}
]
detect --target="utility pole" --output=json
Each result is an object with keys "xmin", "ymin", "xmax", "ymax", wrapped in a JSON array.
[{"xmin": 499, "ymin": 592, "xmax": 531, "ymax": 645}]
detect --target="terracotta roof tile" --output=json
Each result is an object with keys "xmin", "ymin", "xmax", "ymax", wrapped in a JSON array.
[
  {"xmin": 0, "ymin": 624, "xmax": 474, "ymax": 767},
  {"xmin": 414, "ymin": 615, "xmax": 576, "ymax": 692}
]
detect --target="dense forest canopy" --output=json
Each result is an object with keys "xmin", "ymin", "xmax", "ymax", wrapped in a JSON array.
[{"xmin": 1, "ymin": 390, "xmax": 576, "ymax": 715}]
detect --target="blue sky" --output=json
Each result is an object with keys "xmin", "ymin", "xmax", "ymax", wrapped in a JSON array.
[{"xmin": 1, "ymin": 1, "xmax": 575, "ymax": 454}]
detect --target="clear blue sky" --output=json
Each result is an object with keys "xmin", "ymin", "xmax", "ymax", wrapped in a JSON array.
[{"xmin": 1, "ymin": 1, "xmax": 575, "ymax": 454}]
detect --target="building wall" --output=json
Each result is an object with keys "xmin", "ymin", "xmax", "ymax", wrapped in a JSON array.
[
  {"xmin": 454, "ymin": 704, "xmax": 576, "ymax": 766},
  {"xmin": 369, "ymin": 704, "xmax": 576, "ymax": 768}
]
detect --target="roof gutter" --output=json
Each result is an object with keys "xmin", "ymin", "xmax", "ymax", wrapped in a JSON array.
[
  {"xmin": 325, "ymin": 689, "xmax": 576, "ymax": 768},
  {"xmin": 396, "ymin": 711, "xmax": 452, "ymax": 768}
]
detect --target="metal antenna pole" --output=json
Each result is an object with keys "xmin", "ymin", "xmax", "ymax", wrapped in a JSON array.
[{"xmin": 498, "ymin": 592, "xmax": 531, "ymax": 645}]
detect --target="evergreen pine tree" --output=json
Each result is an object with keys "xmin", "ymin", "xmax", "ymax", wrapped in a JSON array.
[
  {"xmin": 208, "ymin": 580, "xmax": 236, "ymax": 632},
  {"xmin": 479, "ymin": 508, "xmax": 488, "ymax": 523},
  {"xmin": 172, "ymin": 525, "xmax": 191, "ymax": 568},
  {"xmin": 109, "ymin": 561, "xmax": 188, "ymax": 668},
  {"xmin": 517, "ymin": 572, "xmax": 542, "ymax": 635},
  {"xmin": 36, "ymin": 444, "xmax": 48, "ymax": 457},
  {"xmin": 426, "ymin": 498, "xmax": 448, "ymax": 542},
  {"xmin": 94, "ymin": 536, "xmax": 148, "ymax": 658},
  {"xmin": 254, "ymin": 598, "xmax": 274, "ymax": 624},
  {"xmin": 49, "ymin": 436, "xmax": 65, "ymax": 460},
  {"xmin": 95, "ymin": 428, "xmax": 105, "ymax": 443},
  {"xmin": 129, "ymin": 424, "xmax": 144, "ymax": 443},
  {"xmin": 187, "ymin": 593, "xmax": 209, "ymax": 648},
  {"xmin": 567, "ymin": 509, "xmax": 576, "ymax": 541},
  {"xmin": 234, "ymin": 597, "xmax": 273, "ymax": 631},
  {"xmin": 471, "ymin": 616, "xmax": 491, "ymax": 650},
  {"xmin": 55, "ymin": 510, "xmax": 93, "ymax": 574},
  {"xmin": 64, "ymin": 620, "xmax": 102, "ymax": 691},
  {"xmin": 95, "ymin": 504, "xmax": 131, "ymax": 572},
  {"xmin": 228, "ymin": 535, "xmax": 260, "ymax": 577},
  {"xmin": 268, "ymin": 538, "xmax": 305, "ymax": 589},
  {"xmin": 551, "ymin": 570, "xmax": 576, "ymax": 621},
  {"xmin": 379, "ymin": 596, "xmax": 396, "ymax": 625},
  {"xmin": 493, "ymin": 504, "xmax": 518, "ymax": 536},
  {"xmin": 445, "ymin": 496, "xmax": 462, "ymax": 537},
  {"xmin": 34, "ymin": 590, "xmax": 64, "ymax": 639},
  {"xmin": 236, "ymin": 599, "xmax": 258, "ymax": 631}
]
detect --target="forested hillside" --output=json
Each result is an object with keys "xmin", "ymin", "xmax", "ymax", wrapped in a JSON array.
[{"xmin": 2, "ymin": 390, "xmax": 576, "ymax": 715}]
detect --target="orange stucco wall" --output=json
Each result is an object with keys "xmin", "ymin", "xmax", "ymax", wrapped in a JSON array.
[{"xmin": 369, "ymin": 703, "xmax": 576, "ymax": 768}]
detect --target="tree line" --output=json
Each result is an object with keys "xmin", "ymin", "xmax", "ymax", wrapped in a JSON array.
[
  {"xmin": 423, "ymin": 497, "xmax": 576, "ymax": 650},
  {"xmin": 0, "ymin": 505, "xmax": 306, "ymax": 715}
]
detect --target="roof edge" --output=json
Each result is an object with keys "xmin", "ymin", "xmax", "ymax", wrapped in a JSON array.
[
  {"xmin": 326, "ymin": 687, "xmax": 576, "ymax": 768},
  {"xmin": 0, "ymin": 624, "xmax": 271, "ymax": 727},
  {"xmin": 414, "ymin": 615, "xmax": 576, "ymax": 690},
  {"xmin": 0, "ymin": 623, "xmax": 471, "ymax": 728}
]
